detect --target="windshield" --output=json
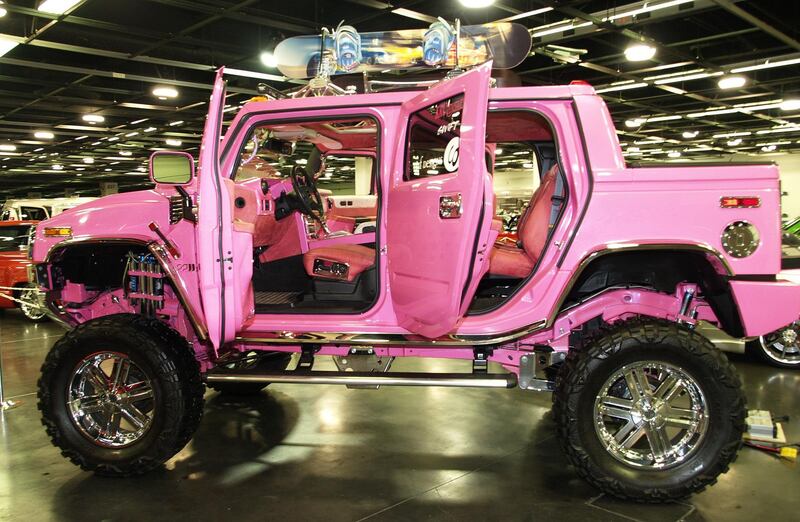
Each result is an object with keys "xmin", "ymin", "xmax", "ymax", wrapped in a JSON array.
[{"xmin": 0, "ymin": 225, "xmax": 32, "ymax": 252}]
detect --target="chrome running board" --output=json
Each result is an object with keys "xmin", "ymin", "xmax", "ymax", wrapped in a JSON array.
[{"xmin": 205, "ymin": 370, "xmax": 517, "ymax": 389}]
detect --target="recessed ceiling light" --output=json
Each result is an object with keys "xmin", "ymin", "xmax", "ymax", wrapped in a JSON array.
[
  {"xmin": 762, "ymin": 145, "xmax": 777, "ymax": 152},
  {"xmin": 82, "ymin": 157, "xmax": 94, "ymax": 164},
  {"xmin": 104, "ymin": 168, "xmax": 112, "ymax": 171},
  {"xmin": 260, "ymin": 52, "xmax": 278, "ymax": 68},
  {"xmin": 152, "ymin": 86, "xmax": 179, "ymax": 100},
  {"xmin": 34, "ymin": 131, "xmax": 55, "ymax": 139},
  {"xmin": 131, "ymin": 118, "xmax": 148, "ymax": 124},
  {"xmin": 119, "ymin": 151, "xmax": 132, "ymax": 156},
  {"xmin": 144, "ymin": 127, "xmax": 157, "ymax": 132},
  {"xmin": 37, "ymin": 0, "xmax": 81, "ymax": 15},
  {"xmin": 168, "ymin": 120, "xmax": 184, "ymax": 126},
  {"xmin": 52, "ymin": 164, "xmax": 63, "ymax": 170},
  {"xmin": 780, "ymin": 99, "xmax": 800, "ymax": 111},
  {"xmin": 0, "ymin": 35, "xmax": 17, "ymax": 57},
  {"xmin": 125, "ymin": 132, "xmax": 139, "ymax": 137},
  {"xmin": 624, "ymin": 43, "xmax": 656, "ymax": 62},
  {"xmin": 165, "ymin": 139, "xmax": 182, "ymax": 147},
  {"xmin": 625, "ymin": 118, "xmax": 645, "ymax": 128},
  {"xmin": 137, "ymin": 167, "xmax": 147, "ymax": 172},
  {"xmin": 0, "ymin": 1, "xmax": 6, "ymax": 18},
  {"xmin": 459, "ymin": 0, "xmax": 495, "ymax": 8},
  {"xmin": 0, "ymin": 144, "xmax": 16, "ymax": 151},
  {"xmin": 494, "ymin": 148, "xmax": 503, "ymax": 155},
  {"xmin": 74, "ymin": 135, "xmax": 88, "ymax": 141},
  {"xmin": 718, "ymin": 75, "xmax": 747, "ymax": 89},
  {"xmin": 668, "ymin": 151, "xmax": 682, "ymax": 158},
  {"xmin": 727, "ymin": 138, "xmax": 743, "ymax": 146},
  {"xmin": 82, "ymin": 114, "xmax": 105, "ymax": 124}
]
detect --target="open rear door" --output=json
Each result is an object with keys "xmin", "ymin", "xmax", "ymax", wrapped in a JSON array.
[
  {"xmin": 196, "ymin": 68, "xmax": 236, "ymax": 349},
  {"xmin": 387, "ymin": 62, "xmax": 492, "ymax": 338}
]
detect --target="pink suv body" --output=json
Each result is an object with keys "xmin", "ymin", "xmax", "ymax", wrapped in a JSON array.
[
  {"xmin": 30, "ymin": 66, "xmax": 800, "ymax": 361},
  {"xmin": 29, "ymin": 64, "xmax": 800, "ymax": 499}
]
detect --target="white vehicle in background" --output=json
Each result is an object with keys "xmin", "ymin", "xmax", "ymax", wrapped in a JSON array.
[{"xmin": 0, "ymin": 197, "xmax": 97, "ymax": 221}]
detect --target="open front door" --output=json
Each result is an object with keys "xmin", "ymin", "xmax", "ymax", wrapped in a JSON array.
[
  {"xmin": 387, "ymin": 62, "xmax": 492, "ymax": 338},
  {"xmin": 196, "ymin": 68, "xmax": 236, "ymax": 349}
]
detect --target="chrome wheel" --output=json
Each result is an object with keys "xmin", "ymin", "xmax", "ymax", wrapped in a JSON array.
[
  {"xmin": 758, "ymin": 323, "xmax": 800, "ymax": 366},
  {"xmin": 19, "ymin": 285, "xmax": 46, "ymax": 321},
  {"xmin": 67, "ymin": 352, "xmax": 156, "ymax": 448},
  {"xmin": 594, "ymin": 361, "xmax": 709, "ymax": 469}
]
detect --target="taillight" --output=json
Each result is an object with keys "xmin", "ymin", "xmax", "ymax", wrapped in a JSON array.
[{"xmin": 720, "ymin": 196, "xmax": 760, "ymax": 208}]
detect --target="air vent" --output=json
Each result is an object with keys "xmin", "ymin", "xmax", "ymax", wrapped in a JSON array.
[{"xmin": 169, "ymin": 195, "xmax": 183, "ymax": 224}]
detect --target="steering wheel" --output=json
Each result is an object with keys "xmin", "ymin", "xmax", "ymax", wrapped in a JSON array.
[{"xmin": 290, "ymin": 164, "xmax": 325, "ymax": 223}]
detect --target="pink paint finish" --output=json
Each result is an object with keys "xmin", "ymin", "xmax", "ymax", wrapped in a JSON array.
[
  {"xmin": 387, "ymin": 62, "xmax": 493, "ymax": 338},
  {"xmin": 29, "ymin": 66, "xmax": 800, "ymax": 365},
  {"xmin": 729, "ymin": 276, "xmax": 800, "ymax": 336}
]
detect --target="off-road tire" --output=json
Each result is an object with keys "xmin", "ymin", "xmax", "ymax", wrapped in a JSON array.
[
  {"xmin": 207, "ymin": 351, "xmax": 293, "ymax": 395},
  {"xmin": 38, "ymin": 314, "xmax": 205, "ymax": 476},
  {"xmin": 553, "ymin": 319, "xmax": 746, "ymax": 502}
]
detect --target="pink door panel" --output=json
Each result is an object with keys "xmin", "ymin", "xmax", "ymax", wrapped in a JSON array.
[
  {"xmin": 196, "ymin": 68, "xmax": 237, "ymax": 349},
  {"xmin": 387, "ymin": 62, "xmax": 492, "ymax": 338}
]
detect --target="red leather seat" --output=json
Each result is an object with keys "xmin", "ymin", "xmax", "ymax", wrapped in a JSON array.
[
  {"xmin": 488, "ymin": 165, "xmax": 559, "ymax": 278},
  {"xmin": 303, "ymin": 245, "xmax": 375, "ymax": 282}
]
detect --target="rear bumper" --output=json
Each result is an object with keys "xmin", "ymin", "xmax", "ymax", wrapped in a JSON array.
[{"xmin": 729, "ymin": 272, "xmax": 800, "ymax": 336}]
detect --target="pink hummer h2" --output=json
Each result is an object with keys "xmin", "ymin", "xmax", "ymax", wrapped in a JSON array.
[{"xmin": 30, "ymin": 64, "xmax": 800, "ymax": 502}]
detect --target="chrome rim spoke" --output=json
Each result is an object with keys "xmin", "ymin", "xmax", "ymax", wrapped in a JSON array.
[
  {"xmin": 67, "ymin": 352, "xmax": 155, "ymax": 448},
  {"xmin": 86, "ymin": 365, "xmax": 109, "ymax": 392},
  {"xmin": 645, "ymin": 424, "xmax": 672, "ymax": 461},
  {"xmin": 594, "ymin": 361, "xmax": 709, "ymax": 470},
  {"xmin": 126, "ymin": 383, "xmax": 154, "ymax": 402},
  {"xmin": 598, "ymin": 396, "xmax": 634, "ymax": 421},
  {"xmin": 111, "ymin": 358, "xmax": 131, "ymax": 390},
  {"xmin": 120, "ymin": 404, "xmax": 149, "ymax": 430},
  {"xmin": 665, "ymin": 406, "xmax": 698, "ymax": 429},
  {"xmin": 619, "ymin": 422, "xmax": 646, "ymax": 448},
  {"xmin": 72, "ymin": 394, "xmax": 105, "ymax": 415},
  {"xmin": 654, "ymin": 374, "xmax": 681, "ymax": 401}
]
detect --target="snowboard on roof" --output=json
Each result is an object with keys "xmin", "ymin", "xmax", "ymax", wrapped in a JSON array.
[{"xmin": 274, "ymin": 20, "xmax": 532, "ymax": 79}]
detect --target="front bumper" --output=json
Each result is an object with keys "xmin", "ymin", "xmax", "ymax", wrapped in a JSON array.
[{"xmin": 729, "ymin": 271, "xmax": 800, "ymax": 336}]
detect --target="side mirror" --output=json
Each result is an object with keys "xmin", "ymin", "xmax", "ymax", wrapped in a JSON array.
[{"xmin": 149, "ymin": 151, "xmax": 195, "ymax": 185}]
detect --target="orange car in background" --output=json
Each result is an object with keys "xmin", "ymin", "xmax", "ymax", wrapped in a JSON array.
[{"xmin": 0, "ymin": 221, "xmax": 46, "ymax": 321}]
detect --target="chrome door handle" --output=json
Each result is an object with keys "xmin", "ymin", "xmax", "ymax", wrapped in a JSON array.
[{"xmin": 439, "ymin": 193, "xmax": 463, "ymax": 219}]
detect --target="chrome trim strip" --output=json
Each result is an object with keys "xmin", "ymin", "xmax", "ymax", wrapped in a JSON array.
[
  {"xmin": 206, "ymin": 371, "xmax": 517, "ymax": 389},
  {"xmin": 236, "ymin": 319, "xmax": 547, "ymax": 347},
  {"xmin": 148, "ymin": 243, "xmax": 209, "ymax": 342}
]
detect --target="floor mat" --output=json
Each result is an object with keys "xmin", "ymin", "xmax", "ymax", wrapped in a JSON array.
[{"xmin": 254, "ymin": 291, "xmax": 302, "ymax": 305}]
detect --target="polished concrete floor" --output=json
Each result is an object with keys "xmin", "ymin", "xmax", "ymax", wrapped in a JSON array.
[{"xmin": 1, "ymin": 310, "xmax": 798, "ymax": 522}]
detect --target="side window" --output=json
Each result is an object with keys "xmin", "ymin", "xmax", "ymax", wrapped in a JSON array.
[
  {"xmin": 232, "ymin": 116, "xmax": 378, "ymax": 183},
  {"xmin": 317, "ymin": 155, "xmax": 374, "ymax": 196},
  {"xmin": 20, "ymin": 206, "xmax": 47, "ymax": 221},
  {"xmin": 486, "ymin": 110, "xmax": 564, "ymax": 236},
  {"xmin": 405, "ymin": 94, "xmax": 464, "ymax": 180}
]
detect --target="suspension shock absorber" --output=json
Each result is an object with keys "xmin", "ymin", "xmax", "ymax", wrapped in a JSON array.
[{"xmin": 125, "ymin": 252, "xmax": 164, "ymax": 316}]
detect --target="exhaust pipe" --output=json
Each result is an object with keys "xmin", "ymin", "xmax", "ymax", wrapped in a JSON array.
[{"xmin": 205, "ymin": 370, "xmax": 517, "ymax": 389}]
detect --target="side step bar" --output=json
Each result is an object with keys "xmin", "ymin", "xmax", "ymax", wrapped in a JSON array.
[{"xmin": 205, "ymin": 370, "xmax": 517, "ymax": 389}]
